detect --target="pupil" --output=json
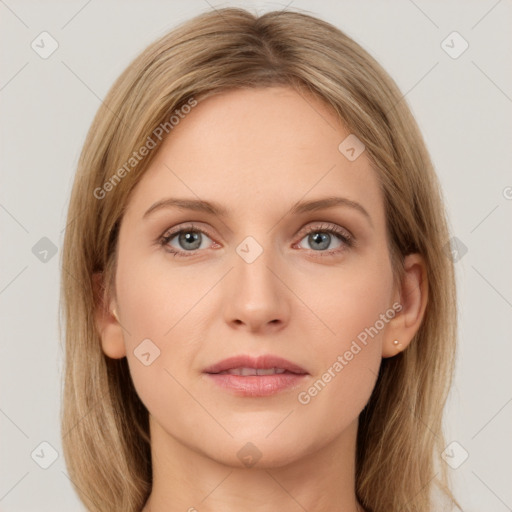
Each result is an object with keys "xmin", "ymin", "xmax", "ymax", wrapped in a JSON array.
[
  {"xmin": 310, "ymin": 232, "xmax": 330, "ymax": 250},
  {"xmin": 180, "ymin": 231, "xmax": 201, "ymax": 250}
]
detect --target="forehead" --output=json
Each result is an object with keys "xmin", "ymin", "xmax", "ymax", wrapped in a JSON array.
[{"xmin": 124, "ymin": 86, "xmax": 384, "ymax": 225}]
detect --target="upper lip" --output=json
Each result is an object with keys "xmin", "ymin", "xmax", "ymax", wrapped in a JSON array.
[{"xmin": 203, "ymin": 354, "xmax": 308, "ymax": 375}]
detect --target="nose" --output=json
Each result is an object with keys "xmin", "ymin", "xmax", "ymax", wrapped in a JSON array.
[{"xmin": 222, "ymin": 246, "xmax": 290, "ymax": 333}]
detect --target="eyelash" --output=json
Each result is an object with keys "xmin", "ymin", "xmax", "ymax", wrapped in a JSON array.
[{"xmin": 158, "ymin": 222, "xmax": 354, "ymax": 259}]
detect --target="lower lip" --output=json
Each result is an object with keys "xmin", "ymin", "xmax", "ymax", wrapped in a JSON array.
[{"xmin": 204, "ymin": 372, "xmax": 308, "ymax": 397}]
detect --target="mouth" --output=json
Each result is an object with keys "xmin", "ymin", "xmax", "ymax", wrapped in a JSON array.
[
  {"xmin": 203, "ymin": 354, "xmax": 309, "ymax": 375},
  {"xmin": 214, "ymin": 367, "xmax": 297, "ymax": 376},
  {"xmin": 203, "ymin": 354, "xmax": 308, "ymax": 397}
]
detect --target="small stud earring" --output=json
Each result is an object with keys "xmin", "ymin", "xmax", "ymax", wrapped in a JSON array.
[{"xmin": 393, "ymin": 340, "xmax": 400, "ymax": 346}]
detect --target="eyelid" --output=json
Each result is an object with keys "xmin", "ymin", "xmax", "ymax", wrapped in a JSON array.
[
  {"xmin": 292, "ymin": 222, "xmax": 355, "ymax": 255},
  {"xmin": 160, "ymin": 222, "xmax": 218, "ymax": 246},
  {"xmin": 159, "ymin": 221, "xmax": 355, "ymax": 256},
  {"xmin": 298, "ymin": 222, "xmax": 353, "ymax": 241}
]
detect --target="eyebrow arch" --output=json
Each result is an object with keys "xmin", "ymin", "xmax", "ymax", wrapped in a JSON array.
[
  {"xmin": 143, "ymin": 196, "xmax": 373, "ymax": 228},
  {"xmin": 290, "ymin": 196, "xmax": 373, "ymax": 228},
  {"xmin": 143, "ymin": 198, "xmax": 229, "ymax": 219}
]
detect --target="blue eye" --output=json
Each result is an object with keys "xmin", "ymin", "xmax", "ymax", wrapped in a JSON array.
[
  {"xmin": 159, "ymin": 222, "xmax": 354, "ymax": 258},
  {"xmin": 160, "ymin": 225, "xmax": 213, "ymax": 256},
  {"xmin": 295, "ymin": 223, "xmax": 353, "ymax": 256}
]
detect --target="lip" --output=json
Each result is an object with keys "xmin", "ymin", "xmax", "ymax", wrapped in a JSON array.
[
  {"xmin": 203, "ymin": 354, "xmax": 309, "ymax": 397},
  {"xmin": 203, "ymin": 354, "xmax": 308, "ymax": 375}
]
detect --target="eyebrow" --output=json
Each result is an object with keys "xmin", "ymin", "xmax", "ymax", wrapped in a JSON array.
[{"xmin": 143, "ymin": 196, "xmax": 373, "ymax": 228}]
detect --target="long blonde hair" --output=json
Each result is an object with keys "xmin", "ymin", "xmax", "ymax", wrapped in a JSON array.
[{"xmin": 60, "ymin": 7, "xmax": 461, "ymax": 511}]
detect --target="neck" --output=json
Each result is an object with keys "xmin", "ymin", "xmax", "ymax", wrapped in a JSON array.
[{"xmin": 141, "ymin": 416, "xmax": 364, "ymax": 512}]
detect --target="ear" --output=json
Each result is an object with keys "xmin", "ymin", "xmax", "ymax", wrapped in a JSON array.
[
  {"xmin": 382, "ymin": 253, "xmax": 428, "ymax": 358},
  {"xmin": 92, "ymin": 272, "xmax": 126, "ymax": 359}
]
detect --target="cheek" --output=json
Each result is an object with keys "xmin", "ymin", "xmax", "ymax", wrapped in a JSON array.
[
  {"xmin": 114, "ymin": 249, "xmax": 214, "ymax": 408},
  {"xmin": 294, "ymin": 272, "xmax": 388, "ymax": 439},
  {"xmin": 304, "ymin": 252, "xmax": 394, "ymax": 349},
  {"xmin": 295, "ymin": 253, "xmax": 392, "ymax": 415},
  {"xmin": 116, "ymin": 246, "xmax": 200, "ymax": 342}
]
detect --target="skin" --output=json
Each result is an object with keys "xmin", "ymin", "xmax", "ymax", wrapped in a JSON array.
[{"xmin": 95, "ymin": 86, "xmax": 428, "ymax": 512}]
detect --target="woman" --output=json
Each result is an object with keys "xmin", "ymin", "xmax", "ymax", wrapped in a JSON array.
[{"xmin": 60, "ymin": 7, "xmax": 461, "ymax": 511}]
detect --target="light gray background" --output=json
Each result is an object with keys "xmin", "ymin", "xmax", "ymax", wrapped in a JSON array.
[{"xmin": 1, "ymin": 0, "xmax": 511, "ymax": 510}]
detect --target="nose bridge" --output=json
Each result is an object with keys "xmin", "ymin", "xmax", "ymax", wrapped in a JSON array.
[
  {"xmin": 234, "ymin": 234, "xmax": 281, "ymax": 300},
  {"xmin": 223, "ymin": 231, "xmax": 289, "ymax": 330}
]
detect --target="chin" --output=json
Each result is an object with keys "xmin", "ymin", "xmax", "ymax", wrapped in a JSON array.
[{"xmin": 206, "ymin": 432, "xmax": 310, "ymax": 470}]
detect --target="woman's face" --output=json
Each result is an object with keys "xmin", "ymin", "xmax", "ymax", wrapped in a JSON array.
[{"xmin": 106, "ymin": 86, "xmax": 401, "ymax": 467}]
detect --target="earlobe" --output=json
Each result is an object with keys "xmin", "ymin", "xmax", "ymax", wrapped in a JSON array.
[
  {"xmin": 382, "ymin": 253, "xmax": 428, "ymax": 358},
  {"xmin": 92, "ymin": 272, "xmax": 126, "ymax": 359}
]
